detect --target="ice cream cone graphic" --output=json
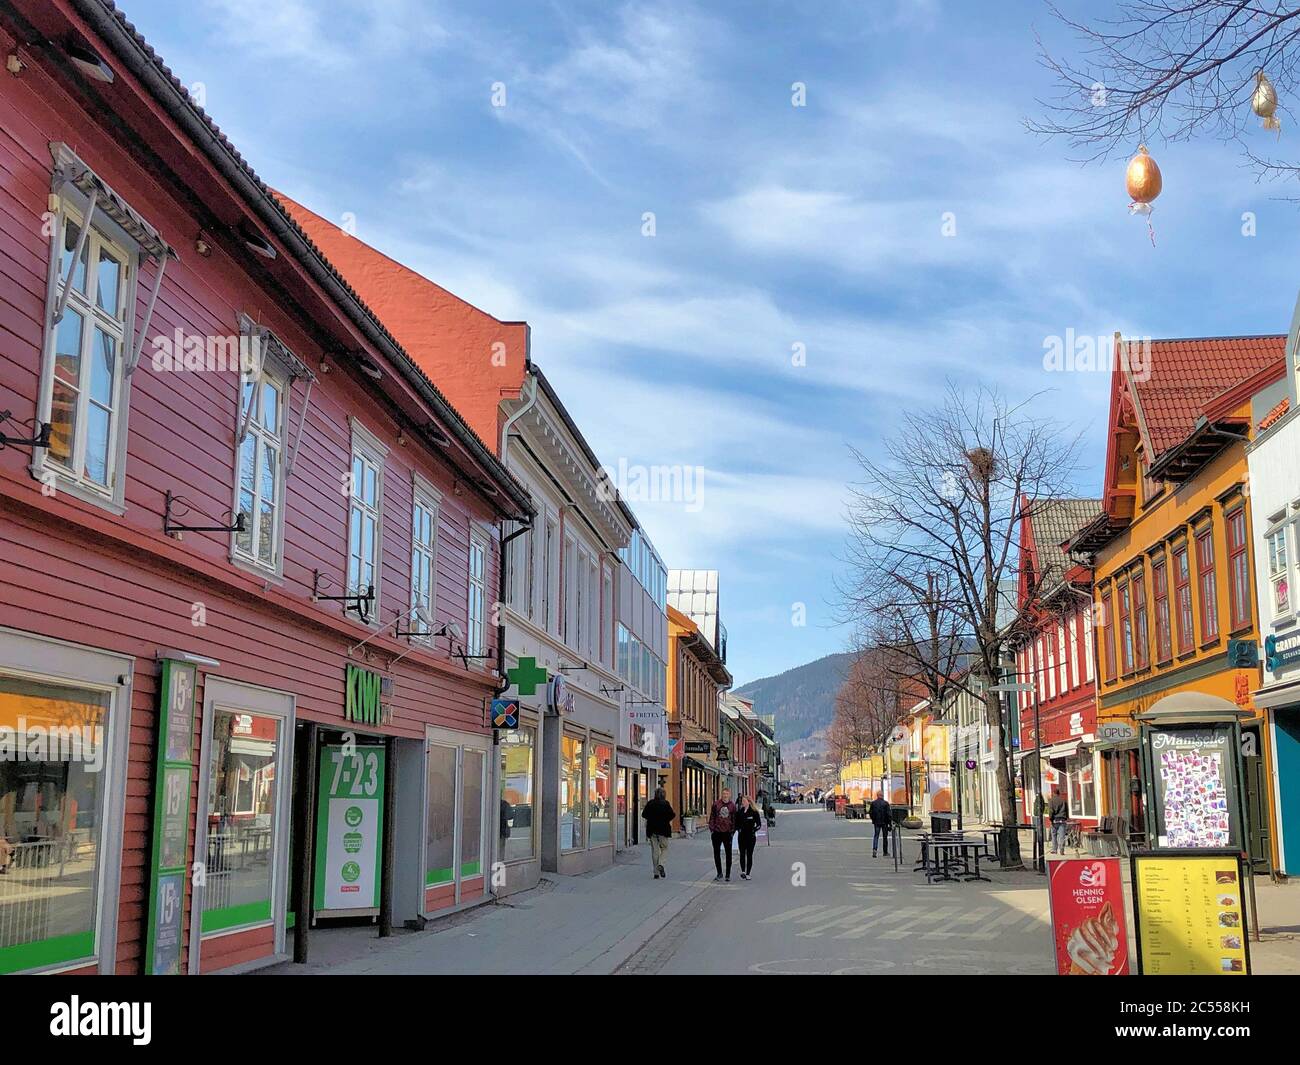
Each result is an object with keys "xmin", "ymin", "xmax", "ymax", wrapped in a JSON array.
[{"xmin": 1065, "ymin": 901, "xmax": 1121, "ymax": 975}]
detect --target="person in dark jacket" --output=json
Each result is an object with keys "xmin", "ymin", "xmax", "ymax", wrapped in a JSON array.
[
  {"xmin": 499, "ymin": 796, "xmax": 515, "ymax": 860},
  {"xmin": 1048, "ymin": 787, "xmax": 1070, "ymax": 854},
  {"xmin": 868, "ymin": 791, "xmax": 893, "ymax": 857},
  {"xmin": 708, "ymin": 787, "xmax": 739, "ymax": 881},
  {"xmin": 735, "ymin": 795, "xmax": 763, "ymax": 879},
  {"xmin": 641, "ymin": 787, "xmax": 675, "ymax": 879}
]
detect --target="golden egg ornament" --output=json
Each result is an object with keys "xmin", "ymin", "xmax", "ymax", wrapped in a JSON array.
[
  {"xmin": 1252, "ymin": 71, "xmax": 1281, "ymax": 133},
  {"xmin": 1125, "ymin": 145, "xmax": 1162, "ymax": 206}
]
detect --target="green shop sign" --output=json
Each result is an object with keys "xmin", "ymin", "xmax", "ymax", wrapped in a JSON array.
[
  {"xmin": 145, "ymin": 659, "xmax": 196, "ymax": 975},
  {"xmin": 345, "ymin": 664, "xmax": 392, "ymax": 727}
]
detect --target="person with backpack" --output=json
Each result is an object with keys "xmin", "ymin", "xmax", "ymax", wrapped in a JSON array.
[
  {"xmin": 708, "ymin": 787, "xmax": 739, "ymax": 881},
  {"xmin": 641, "ymin": 787, "xmax": 676, "ymax": 879},
  {"xmin": 1048, "ymin": 787, "xmax": 1070, "ymax": 854},
  {"xmin": 735, "ymin": 795, "xmax": 763, "ymax": 879},
  {"xmin": 868, "ymin": 790, "xmax": 893, "ymax": 857}
]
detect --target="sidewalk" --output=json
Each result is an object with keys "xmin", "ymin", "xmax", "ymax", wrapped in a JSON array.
[{"xmin": 266, "ymin": 834, "xmax": 719, "ymax": 975}]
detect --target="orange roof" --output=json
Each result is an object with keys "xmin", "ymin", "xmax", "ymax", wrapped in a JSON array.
[
  {"xmin": 1259, "ymin": 396, "xmax": 1291, "ymax": 431},
  {"xmin": 1127, "ymin": 335, "xmax": 1285, "ymax": 457}
]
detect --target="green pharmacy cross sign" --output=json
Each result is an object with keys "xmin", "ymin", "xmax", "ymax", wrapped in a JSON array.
[{"xmin": 507, "ymin": 656, "xmax": 548, "ymax": 696}]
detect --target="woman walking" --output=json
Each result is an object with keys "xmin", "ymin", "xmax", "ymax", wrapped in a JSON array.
[{"xmin": 735, "ymin": 795, "xmax": 762, "ymax": 879}]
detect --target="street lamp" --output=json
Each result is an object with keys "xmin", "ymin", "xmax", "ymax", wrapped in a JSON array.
[{"xmin": 990, "ymin": 672, "xmax": 1039, "ymax": 872}]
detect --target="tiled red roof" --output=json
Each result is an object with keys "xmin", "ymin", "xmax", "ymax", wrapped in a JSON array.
[
  {"xmin": 1260, "ymin": 396, "xmax": 1291, "ymax": 431},
  {"xmin": 1126, "ymin": 335, "xmax": 1286, "ymax": 457}
]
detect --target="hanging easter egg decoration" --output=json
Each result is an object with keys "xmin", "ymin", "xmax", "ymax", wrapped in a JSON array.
[
  {"xmin": 1252, "ymin": 71, "xmax": 1281, "ymax": 134},
  {"xmin": 1126, "ymin": 144, "xmax": 1162, "ymax": 245}
]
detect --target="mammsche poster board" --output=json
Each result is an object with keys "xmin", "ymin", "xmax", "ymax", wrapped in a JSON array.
[
  {"xmin": 1046, "ymin": 858, "xmax": 1129, "ymax": 975},
  {"xmin": 1131, "ymin": 850, "xmax": 1251, "ymax": 975}
]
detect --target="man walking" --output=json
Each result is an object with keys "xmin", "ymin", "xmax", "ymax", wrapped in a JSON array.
[
  {"xmin": 1048, "ymin": 786, "xmax": 1070, "ymax": 855},
  {"xmin": 641, "ymin": 787, "xmax": 675, "ymax": 879},
  {"xmin": 709, "ymin": 787, "xmax": 739, "ymax": 882},
  {"xmin": 868, "ymin": 790, "xmax": 893, "ymax": 857}
]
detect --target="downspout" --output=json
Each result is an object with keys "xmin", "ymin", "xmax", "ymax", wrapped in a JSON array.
[{"xmin": 495, "ymin": 374, "xmax": 540, "ymax": 693}]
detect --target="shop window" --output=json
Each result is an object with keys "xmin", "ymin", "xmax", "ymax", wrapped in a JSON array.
[
  {"xmin": 560, "ymin": 734, "xmax": 585, "ymax": 851},
  {"xmin": 1173, "ymin": 544, "xmax": 1193, "ymax": 652},
  {"xmin": 0, "ymin": 675, "xmax": 109, "ymax": 974},
  {"xmin": 1226, "ymin": 509, "xmax": 1251, "ymax": 631},
  {"xmin": 461, "ymin": 749, "xmax": 484, "ymax": 878},
  {"xmin": 425, "ymin": 744, "xmax": 457, "ymax": 885},
  {"xmin": 587, "ymin": 743, "xmax": 612, "ymax": 846},
  {"xmin": 499, "ymin": 727, "xmax": 535, "ymax": 862},
  {"xmin": 1196, "ymin": 528, "xmax": 1219, "ymax": 643},
  {"xmin": 1066, "ymin": 755, "xmax": 1096, "ymax": 818},
  {"xmin": 203, "ymin": 709, "xmax": 280, "ymax": 932}
]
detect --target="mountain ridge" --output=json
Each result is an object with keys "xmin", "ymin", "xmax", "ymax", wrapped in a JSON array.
[{"xmin": 734, "ymin": 651, "xmax": 854, "ymax": 744}]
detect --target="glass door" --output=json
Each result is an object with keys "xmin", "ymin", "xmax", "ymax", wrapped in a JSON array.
[{"xmin": 423, "ymin": 730, "xmax": 488, "ymax": 912}]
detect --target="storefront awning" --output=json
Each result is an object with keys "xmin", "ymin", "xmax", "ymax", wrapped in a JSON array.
[
  {"xmin": 1034, "ymin": 740, "xmax": 1081, "ymax": 761},
  {"xmin": 684, "ymin": 756, "xmax": 723, "ymax": 775},
  {"xmin": 1250, "ymin": 677, "xmax": 1300, "ymax": 711}
]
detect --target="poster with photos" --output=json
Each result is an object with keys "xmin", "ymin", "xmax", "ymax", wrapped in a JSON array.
[{"xmin": 1152, "ymin": 728, "xmax": 1235, "ymax": 849}]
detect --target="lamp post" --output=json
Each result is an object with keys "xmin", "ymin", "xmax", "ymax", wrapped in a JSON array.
[{"xmin": 990, "ymin": 671, "xmax": 1038, "ymax": 871}]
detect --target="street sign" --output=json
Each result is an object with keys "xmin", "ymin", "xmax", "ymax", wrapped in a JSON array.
[{"xmin": 990, "ymin": 682, "xmax": 1034, "ymax": 693}]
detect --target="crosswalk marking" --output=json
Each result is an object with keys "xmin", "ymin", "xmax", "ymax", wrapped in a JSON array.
[
  {"xmin": 919, "ymin": 907, "xmax": 994, "ymax": 939},
  {"xmin": 833, "ymin": 907, "xmax": 920, "ymax": 940},
  {"xmin": 878, "ymin": 905, "xmax": 963, "ymax": 940},
  {"xmin": 759, "ymin": 905, "xmax": 825, "ymax": 925},
  {"xmin": 969, "ymin": 908, "xmax": 1042, "ymax": 940}
]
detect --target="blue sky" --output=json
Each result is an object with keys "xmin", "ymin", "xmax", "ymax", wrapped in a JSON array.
[{"xmin": 124, "ymin": 0, "xmax": 1300, "ymax": 686}]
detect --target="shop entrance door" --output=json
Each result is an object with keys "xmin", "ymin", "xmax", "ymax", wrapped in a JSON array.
[
  {"xmin": 1242, "ymin": 724, "xmax": 1271, "ymax": 874},
  {"xmin": 423, "ymin": 728, "xmax": 488, "ymax": 915},
  {"xmin": 1276, "ymin": 709, "xmax": 1300, "ymax": 875},
  {"xmin": 191, "ymin": 678, "xmax": 294, "ymax": 974}
]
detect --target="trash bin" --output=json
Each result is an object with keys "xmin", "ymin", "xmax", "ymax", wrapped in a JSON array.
[
  {"xmin": 890, "ymin": 805, "xmax": 907, "ymax": 826},
  {"xmin": 834, "ymin": 795, "xmax": 848, "ymax": 817},
  {"xmin": 931, "ymin": 813, "xmax": 953, "ymax": 834}
]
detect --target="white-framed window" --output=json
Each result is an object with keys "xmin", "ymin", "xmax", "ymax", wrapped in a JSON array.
[
  {"xmin": 1083, "ymin": 608, "xmax": 1095, "ymax": 681},
  {"xmin": 563, "ymin": 534, "xmax": 578, "ymax": 648},
  {"xmin": 233, "ymin": 359, "xmax": 288, "ymax": 573},
  {"xmin": 38, "ymin": 198, "xmax": 137, "ymax": 506},
  {"xmin": 544, "ymin": 514, "xmax": 559, "ymax": 635},
  {"xmin": 1068, "ymin": 613, "xmax": 1080, "ymax": 691},
  {"xmin": 1057, "ymin": 621, "xmax": 1067, "ymax": 691},
  {"xmin": 467, "ymin": 531, "xmax": 488, "ymax": 657},
  {"xmin": 347, "ymin": 420, "xmax": 386, "ymax": 620},
  {"xmin": 585, "ymin": 554, "xmax": 599, "ymax": 659},
  {"xmin": 1266, "ymin": 522, "xmax": 1291, "ymax": 618},
  {"xmin": 410, "ymin": 477, "xmax": 440, "ymax": 640},
  {"xmin": 601, "ymin": 564, "xmax": 614, "ymax": 667}
]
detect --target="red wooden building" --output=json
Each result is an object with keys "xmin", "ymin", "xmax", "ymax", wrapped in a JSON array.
[
  {"xmin": 1013, "ymin": 497, "xmax": 1103, "ymax": 826},
  {"xmin": 0, "ymin": 0, "xmax": 531, "ymax": 974}
]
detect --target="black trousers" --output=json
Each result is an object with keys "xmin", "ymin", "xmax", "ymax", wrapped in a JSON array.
[
  {"xmin": 711, "ymin": 831, "xmax": 733, "ymax": 876},
  {"xmin": 738, "ymin": 832, "xmax": 757, "ymax": 873}
]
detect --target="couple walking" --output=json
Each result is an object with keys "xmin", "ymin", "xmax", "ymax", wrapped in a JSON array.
[{"xmin": 707, "ymin": 787, "xmax": 763, "ymax": 882}]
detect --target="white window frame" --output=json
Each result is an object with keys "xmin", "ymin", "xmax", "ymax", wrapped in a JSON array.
[
  {"xmin": 347, "ymin": 419, "xmax": 387, "ymax": 623},
  {"xmin": 1083, "ymin": 609, "xmax": 1095, "ymax": 681},
  {"xmin": 544, "ymin": 512, "xmax": 559, "ymax": 635},
  {"xmin": 563, "ymin": 533, "xmax": 578, "ymax": 649},
  {"xmin": 467, "ymin": 528, "xmax": 489, "ymax": 659},
  {"xmin": 1265, "ymin": 517, "xmax": 1293, "ymax": 620},
  {"xmin": 1057, "ymin": 621, "xmax": 1068, "ymax": 691},
  {"xmin": 35, "ymin": 194, "xmax": 138, "ymax": 513},
  {"xmin": 410, "ymin": 474, "xmax": 441, "ymax": 643},
  {"xmin": 231, "ymin": 356, "xmax": 290, "ymax": 576}
]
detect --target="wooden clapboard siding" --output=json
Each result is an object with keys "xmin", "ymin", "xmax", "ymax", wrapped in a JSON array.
[{"xmin": 0, "ymin": 11, "xmax": 508, "ymax": 975}]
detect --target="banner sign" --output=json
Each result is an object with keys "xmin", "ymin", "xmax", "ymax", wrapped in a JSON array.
[
  {"xmin": 345, "ymin": 664, "xmax": 392, "ymax": 727},
  {"xmin": 313, "ymin": 744, "xmax": 385, "ymax": 914},
  {"xmin": 684, "ymin": 741, "xmax": 711, "ymax": 754},
  {"xmin": 1131, "ymin": 850, "xmax": 1250, "ymax": 975},
  {"xmin": 146, "ymin": 659, "xmax": 196, "ymax": 976},
  {"xmin": 1046, "ymin": 858, "xmax": 1129, "ymax": 975}
]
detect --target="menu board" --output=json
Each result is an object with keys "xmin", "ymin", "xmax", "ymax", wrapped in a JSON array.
[
  {"xmin": 1132, "ymin": 852, "xmax": 1250, "ymax": 975},
  {"xmin": 1150, "ymin": 727, "xmax": 1236, "ymax": 848},
  {"xmin": 146, "ymin": 659, "xmax": 195, "ymax": 976}
]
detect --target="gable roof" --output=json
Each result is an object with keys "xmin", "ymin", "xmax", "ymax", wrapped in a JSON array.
[
  {"xmin": 1124, "ymin": 335, "xmax": 1285, "ymax": 460},
  {"xmin": 1025, "ymin": 498, "xmax": 1102, "ymax": 587}
]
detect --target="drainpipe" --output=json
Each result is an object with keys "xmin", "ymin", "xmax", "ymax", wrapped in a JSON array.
[{"xmin": 495, "ymin": 375, "xmax": 540, "ymax": 694}]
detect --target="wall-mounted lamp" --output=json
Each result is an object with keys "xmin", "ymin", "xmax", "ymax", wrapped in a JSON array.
[
  {"xmin": 194, "ymin": 233, "xmax": 212, "ymax": 257},
  {"xmin": 238, "ymin": 218, "xmax": 277, "ymax": 260},
  {"xmin": 6, "ymin": 52, "xmax": 25, "ymax": 76}
]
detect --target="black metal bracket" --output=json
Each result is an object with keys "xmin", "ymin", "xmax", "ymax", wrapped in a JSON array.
[
  {"xmin": 164, "ymin": 491, "xmax": 247, "ymax": 535},
  {"xmin": 600, "ymin": 683, "xmax": 626, "ymax": 697},
  {"xmin": 625, "ymin": 696, "xmax": 662, "ymax": 707},
  {"xmin": 0, "ymin": 411, "xmax": 51, "ymax": 451},
  {"xmin": 312, "ymin": 569, "xmax": 374, "ymax": 623},
  {"xmin": 558, "ymin": 661, "xmax": 589, "ymax": 674},
  {"xmin": 455, "ymin": 648, "xmax": 496, "ymax": 670}
]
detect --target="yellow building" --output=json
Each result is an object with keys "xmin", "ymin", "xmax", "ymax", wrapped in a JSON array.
[
  {"xmin": 1067, "ymin": 334, "xmax": 1284, "ymax": 869},
  {"xmin": 666, "ymin": 604, "xmax": 731, "ymax": 830}
]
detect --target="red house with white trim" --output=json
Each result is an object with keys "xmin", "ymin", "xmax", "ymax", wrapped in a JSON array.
[{"xmin": 0, "ymin": 0, "xmax": 532, "ymax": 974}]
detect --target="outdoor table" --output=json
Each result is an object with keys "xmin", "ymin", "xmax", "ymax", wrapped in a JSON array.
[
  {"xmin": 913, "ymin": 831, "xmax": 967, "ymax": 875},
  {"xmin": 925, "ymin": 838, "xmax": 991, "ymax": 884}
]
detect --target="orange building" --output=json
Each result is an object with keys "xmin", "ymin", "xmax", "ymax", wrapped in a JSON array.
[
  {"xmin": 1067, "ymin": 334, "xmax": 1284, "ymax": 868},
  {"xmin": 667, "ymin": 605, "xmax": 731, "ymax": 831}
]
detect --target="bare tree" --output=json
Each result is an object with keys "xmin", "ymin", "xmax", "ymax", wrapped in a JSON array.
[
  {"xmin": 1029, "ymin": 0, "xmax": 1300, "ymax": 179},
  {"xmin": 842, "ymin": 384, "xmax": 1081, "ymax": 868}
]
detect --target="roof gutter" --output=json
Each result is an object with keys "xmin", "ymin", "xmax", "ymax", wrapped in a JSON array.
[{"xmin": 73, "ymin": 0, "xmax": 533, "ymax": 521}]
